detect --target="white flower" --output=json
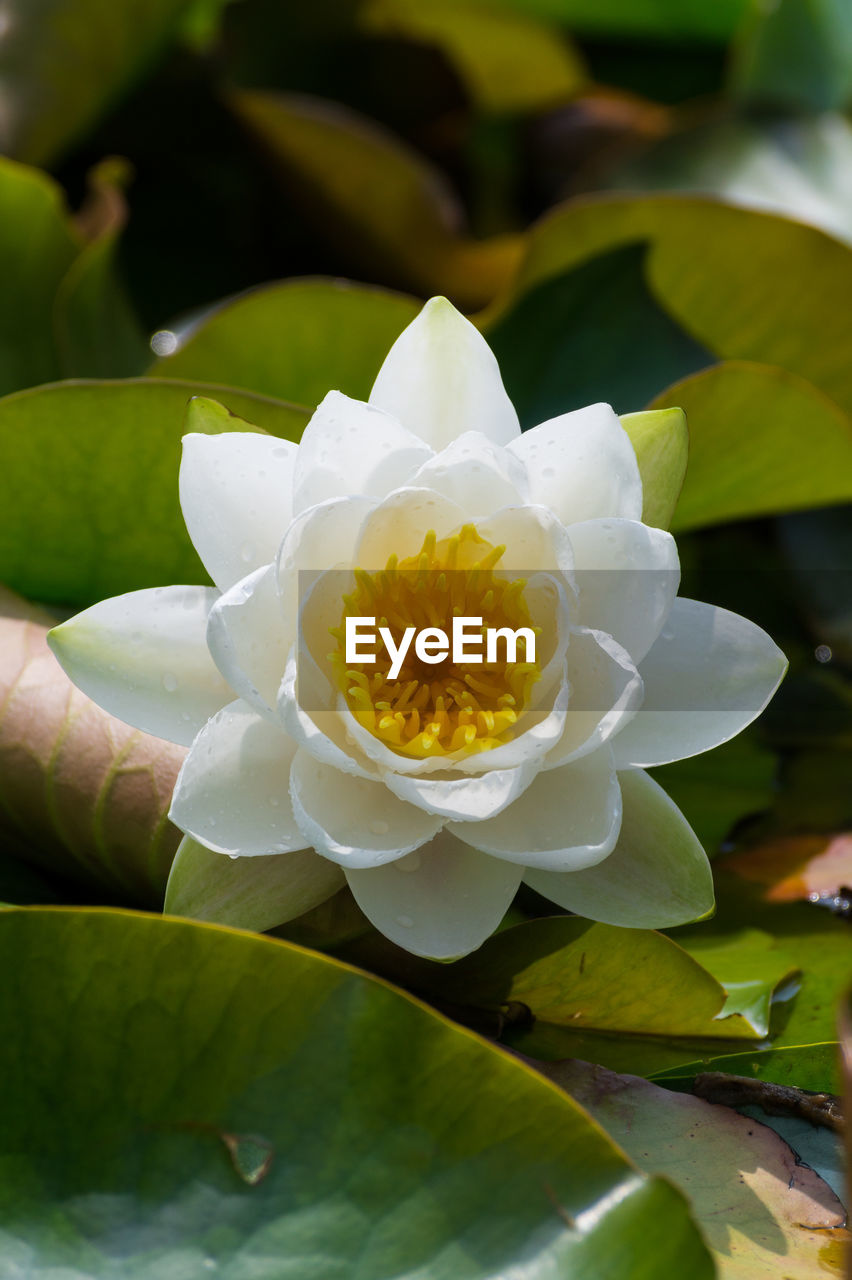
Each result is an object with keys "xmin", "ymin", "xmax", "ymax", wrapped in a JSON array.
[{"xmin": 49, "ymin": 298, "xmax": 787, "ymax": 959}]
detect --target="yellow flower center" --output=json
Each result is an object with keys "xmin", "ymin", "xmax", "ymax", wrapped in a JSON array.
[{"xmin": 329, "ymin": 525, "xmax": 541, "ymax": 758}]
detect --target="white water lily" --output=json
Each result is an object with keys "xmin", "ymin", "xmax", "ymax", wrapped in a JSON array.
[{"xmin": 49, "ymin": 299, "xmax": 787, "ymax": 959}]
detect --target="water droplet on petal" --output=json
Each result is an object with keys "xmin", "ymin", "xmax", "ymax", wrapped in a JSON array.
[
  {"xmin": 268, "ymin": 796, "xmax": 280, "ymax": 807},
  {"xmin": 240, "ymin": 543, "xmax": 255, "ymax": 563},
  {"xmin": 163, "ymin": 673, "xmax": 179, "ymax": 692},
  {"xmin": 227, "ymin": 853, "xmax": 239, "ymax": 861},
  {"xmin": 369, "ymin": 819, "xmax": 389, "ymax": 835},
  {"xmin": 542, "ymin": 466, "xmax": 556, "ymax": 478},
  {"xmin": 396, "ymin": 852, "xmax": 421, "ymax": 873},
  {"xmin": 396, "ymin": 914, "xmax": 414, "ymax": 928}
]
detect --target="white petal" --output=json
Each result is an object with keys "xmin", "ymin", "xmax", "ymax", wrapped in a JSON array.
[
  {"xmin": 290, "ymin": 750, "xmax": 442, "ymax": 868},
  {"xmin": 409, "ymin": 431, "xmax": 528, "ymax": 514},
  {"xmin": 508, "ymin": 403, "xmax": 642, "ymax": 524},
  {"xmin": 345, "ymin": 829, "xmax": 522, "ymax": 959},
  {"xmin": 293, "ymin": 391, "xmax": 432, "ymax": 513},
  {"xmin": 206, "ymin": 565, "xmax": 289, "ymax": 719},
  {"xmin": 179, "ymin": 431, "xmax": 297, "ymax": 591},
  {"xmin": 383, "ymin": 758, "xmax": 539, "ymax": 821},
  {"xmin": 525, "ymin": 769, "xmax": 714, "ymax": 928},
  {"xmin": 452, "ymin": 747, "xmax": 621, "ymax": 871},
  {"xmin": 170, "ymin": 700, "xmax": 304, "ymax": 855},
  {"xmin": 612, "ymin": 598, "xmax": 788, "ymax": 768},
  {"xmin": 473, "ymin": 504, "xmax": 575, "ymax": 573},
  {"xmin": 568, "ymin": 518, "xmax": 680, "ymax": 664},
  {"xmin": 279, "ymin": 651, "xmax": 376, "ymax": 779},
  {"xmin": 277, "ymin": 495, "xmax": 376, "ymax": 573},
  {"xmin": 165, "ymin": 835, "xmax": 343, "ymax": 932},
  {"xmin": 369, "ymin": 296, "xmax": 520, "ymax": 450},
  {"xmin": 544, "ymin": 627, "xmax": 643, "ymax": 768},
  {"xmin": 48, "ymin": 585, "xmax": 231, "ymax": 746},
  {"xmin": 354, "ymin": 487, "xmax": 469, "ymax": 568}
]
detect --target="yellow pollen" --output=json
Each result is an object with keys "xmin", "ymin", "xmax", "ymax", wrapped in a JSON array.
[{"xmin": 329, "ymin": 527, "xmax": 541, "ymax": 759}]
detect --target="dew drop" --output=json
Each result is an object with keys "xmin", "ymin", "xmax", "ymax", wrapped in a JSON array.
[
  {"xmin": 227, "ymin": 853, "xmax": 239, "ymax": 861},
  {"xmin": 163, "ymin": 673, "xmax": 179, "ymax": 692},
  {"xmin": 542, "ymin": 466, "xmax": 556, "ymax": 478},
  {"xmin": 369, "ymin": 819, "xmax": 389, "ymax": 835},
  {"xmin": 396, "ymin": 914, "xmax": 414, "ymax": 928},
  {"xmin": 396, "ymin": 851, "xmax": 421, "ymax": 873},
  {"xmin": 240, "ymin": 543, "xmax": 255, "ymax": 564},
  {"xmin": 268, "ymin": 796, "xmax": 280, "ymax": 808}
]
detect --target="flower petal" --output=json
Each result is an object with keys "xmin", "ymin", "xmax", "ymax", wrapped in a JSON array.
[
  {"xmin": 165, "ymin": 835, "xmax": 343, "ymax": 932},
  {"xmin": 47, "ymin": 585, "xmax": 231, "ymax": 746},
  {"xmin": 206, "ymin": 565, "xmax": 289, "ymax": 719},
  {"xmin": 279, "ymin": 652, "xmax": 376, "ymax": 779},
  {"xmin": 293, "ymin": 391, "xmax": 432, "ymax": 514},
  {"xmin": 525, "ymin": 768, "xmax": 714, "ymax": 927},
  {"xmin": 179, "ymin": 431, "xmax": 297, "ymax": 591},
  {"xmin": 612, "ymin": 598, "xmax": 788, "ymax": 769},
  {"xmin": 354, "ymin": 487, "xmax": 470, "ymax": 567},
  {"xmin": 452, "ymin": 747, "xmax": 621, "ymax": 871},
  {"xmin": 383, "ymin": 758, "xmax": 539, "ymax": 821},
  {"xmin": 409, "ymin": 431, "xmax": 528, "ymax": 514},
  {"xmin": 369, "ymin": 296, "xmax": 520, "ymax": 450},
  {"xmin": 508, "ymin": 403, "xmax": 642, "ymax": 524},
  {"xmin": 345, "ymin": 829, "xmax": 522, "ymax": 959},
  {"xmin": 473, "ymin": 504, "xmax": 575, "ymax": 573},
  {"xmin": 290, "ymin": 750, "xmax": 442, "ymax": 868},
  {"xmin": 544, "ymin": 627, "xmax": 643, "ymax": 768},
  {"xmin": 568, "ymin": 518, "xmax": 680, "ymax": 664},
  {"xmin": 169, "ymin": 700, "xmax": 304, "ymax": 855}
]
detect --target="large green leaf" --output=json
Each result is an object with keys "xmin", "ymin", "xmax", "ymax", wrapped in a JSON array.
[
  {"xmin": 152, "ymin": 279, "xmax": 420, "ymax": 406},
  {"xmin": 0, "ymin": 0, "xmax": 203, "ymax": 165},
  {"xmin": 342, "ymin": 915, "xmax": 762, "ymax": 1043},
  {"xmin": 0, "ymin": 908, "xmax": 714, "ymax": 1278},
  {"xmin": 227, "ymin": 89, "xmax": 523, "ymax": 308},
  {"xmin": 486, "ymin": 242, "xmax": 713, "ymax": 424},
  {"xmin": 0, "ymin": 381, "xmax": 308, "ymax": 606},
  {"xmin": 488, "ymin": 192, "xmax": 852, "ymax": 416},
  {"xmin": 650, "ymin": 362, "xmax": 852, "ymax": 532},
  {"xmin": 0, "ymin": 159, "xmax": 78, "ymax": 397}
]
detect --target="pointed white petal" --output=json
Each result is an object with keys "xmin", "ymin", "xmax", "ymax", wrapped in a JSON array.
[
  {"xmin": 169, "ymin": 700, "xmax": 304, "ymax": 855},
  {"xmin": 544, "ymin": 627, "xmax": 643, "ymax": 768},
  {"xmin": 525, "ymin": 768, "xmax": 713, "ymax": 927},
  {"xmin": 293, "ymin": 391, "xmax": 432, "ymax": 513},
  {"xmin": 383, "ymin": 758, "xmax": 539, "ymax": 821},
  {"xmin": 165, "ymin": 835, "xmax": 343, "ymax": 932},
  {"xmin": 568, "ymin": 518, "xmax": 680, "ymax": 664},
  {"xmin": 290, "ymin": 750, "xmax": 442, "ymax": 868},
  {"xmin": 612, "ymin": 598, "xmax": 788, "ymax": 768},
  {"xmin": 354, "ymin": 487, "xmax": 469, "ymax": 567},
  {"xmin": 179, "ymin": 431, "xmax": 297, "ymax": 591},
  {"xmin": 409, "ymin": 431, "xmax": 527, "ymax": 514},
  {"xmin": 452, "ymin": 747, "xmax": 621, "ymax": 871},
  {"xmin": 206, "ymin": 565, "xmax": 289, "ymax": 720},
  {"xmin": 276, "ymin": 495, "xmax": 374, "ymax": 645},
  {"xmin": 48, "ymin": 586, "xmax": 230, "ymax": 746},
  {"xmin": 508, "ymin": 403, "xmax": 642, "ymax": 524},
  {"xmin": 369, "ymin": 297, "xmax": 520, "ymax": 450},
  {"xmin": 345, "ymin": 829, "xmax": 522, "ymax": 958}
]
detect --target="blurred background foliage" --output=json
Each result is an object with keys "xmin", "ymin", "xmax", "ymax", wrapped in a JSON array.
[{"xmin": 0, "ymin": 0, "xmax": 851, "ymax": 1079}]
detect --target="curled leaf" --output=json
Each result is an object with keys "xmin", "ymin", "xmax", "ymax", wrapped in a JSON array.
[{"xmin": 0, "ymin": 587, "xmax": 184, "ymax": 903}]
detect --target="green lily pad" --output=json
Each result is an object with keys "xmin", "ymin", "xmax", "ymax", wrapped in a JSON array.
[
  {"xmin": 489, "ymin": 192, "xmax": 852, "ymax": 416},
  {"xmin": 152, "ymin": 278, "xmax": 420, "ymax": 407},
  {"xmin": 651, "ymin": 362, "xmax": 852, "ymax": 532},
  {"xmin": 0, "ymin": 0, "xmax": 203, "ymax": 165},
  {"xmin": 0, "ymin": 158, "xmax": 78, "ymax": 397},
  {"xmin": 486, "ymin": 242, "xmax": 713, "ymax": 425},
  {"xmin": 0, "ymin": 907, "xmax": 713, "ymax": 1278},
  {"xmin": 0, "ymin": 380, "xmax": 308, "ymax": 605}
]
